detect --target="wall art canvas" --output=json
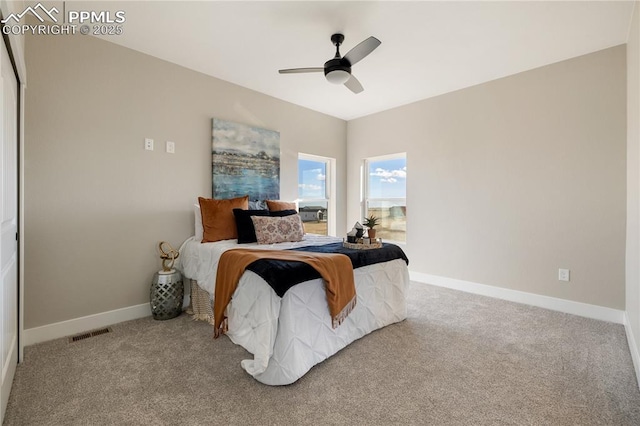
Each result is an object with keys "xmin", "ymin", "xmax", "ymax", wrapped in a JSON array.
[{"xmin": 212, "ymin": 118, "xmax": 280, "ymax": 201}]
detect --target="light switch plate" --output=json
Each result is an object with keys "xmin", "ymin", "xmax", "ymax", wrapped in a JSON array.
[{"xmin": 166, "ymin": 141, "xmax": 175, "ymax": 154}]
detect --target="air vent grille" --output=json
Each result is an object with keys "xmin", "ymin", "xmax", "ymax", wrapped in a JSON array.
[{"xmin": 68, "ymin": 327, "xmax": 113, "ymax": 343}]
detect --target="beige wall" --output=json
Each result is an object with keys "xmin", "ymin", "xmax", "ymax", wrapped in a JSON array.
[
  {"xmin": 24, "ymin": 33, "xmax": 347, "ymax": 329},
  {"xmin": 348, "ymin": 46, "xmax": 627, "ymax": 309},
  {"xmin": 626, "ymin": 2, "xmax": 640, "ymax": 384}
]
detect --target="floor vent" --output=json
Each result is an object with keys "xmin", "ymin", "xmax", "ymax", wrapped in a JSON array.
[{"xmin": 69, "ymin": 327, "xmax": 113, "ymax": 343}]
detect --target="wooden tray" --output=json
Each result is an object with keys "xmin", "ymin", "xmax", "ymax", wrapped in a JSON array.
[{"xmin": 342, "ymin": 240, "xmax": 382, "ymax": 250}]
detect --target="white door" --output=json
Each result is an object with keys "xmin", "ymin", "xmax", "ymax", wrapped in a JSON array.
[{"xmin": 0, "ymin": 34, "xmax": 18, "ymax": 421}]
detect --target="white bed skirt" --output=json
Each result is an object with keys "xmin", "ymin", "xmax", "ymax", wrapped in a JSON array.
[{"xmin": 190, "ymin": 258, "xmax": 409, "ymax": 386}]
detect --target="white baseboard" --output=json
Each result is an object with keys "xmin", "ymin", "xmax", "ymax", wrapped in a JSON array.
[
  {"xmin": 410, "ymin": 271, "xmax": 625, "ymax": 324},
  {"xmin": 624, "ymin": 313, "xmax": 640, "ymax": 390},
  {"xmin": 24, "ymin": 303, "xmax": 152, "ymax": 346}
]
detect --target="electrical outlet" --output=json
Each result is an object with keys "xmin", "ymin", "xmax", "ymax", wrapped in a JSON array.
[
  {"xmin": 166, "ymin": 141, "xmax": 175, "ymax": 154},
  {"xmin": 144, "ymin": 138, "xmax": 154, "ymax": 151},
  {"xmin": 558, "ymin": 268, "xmax": 570, "ymax": 282}
]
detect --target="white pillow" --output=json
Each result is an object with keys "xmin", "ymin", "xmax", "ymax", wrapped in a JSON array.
[{"xmin": 194, "ymin": 203, "xmax": 203, "ymax": 241}]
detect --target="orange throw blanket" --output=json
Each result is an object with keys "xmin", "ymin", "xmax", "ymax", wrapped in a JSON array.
[{"xmin": 213, "ymin": 249, "xmax": 356, "ymax": 338}]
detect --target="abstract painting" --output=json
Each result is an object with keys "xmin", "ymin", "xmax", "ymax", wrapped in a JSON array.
[{"xmin": 212, "ymin": 118, "xmax": 280, "ymax": 201}]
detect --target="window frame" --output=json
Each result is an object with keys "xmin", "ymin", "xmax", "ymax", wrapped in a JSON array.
[
  {"xmin": 362, "ymin": 152, "xmax": 407, "ymax": 243},
  {"xmin": 297, "ymin": 153, "xmax": 337, "ymax": 236}
]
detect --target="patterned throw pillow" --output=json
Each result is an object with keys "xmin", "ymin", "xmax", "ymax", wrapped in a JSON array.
[
  {"xmin": 251, "ymin": 214, "xmax": 305, "ymax": 244},
  {"xmin": 249, "ymin": 200, "xmax": 268, "ymax": 210}
]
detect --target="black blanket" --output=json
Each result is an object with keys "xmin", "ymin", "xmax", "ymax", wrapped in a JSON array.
[{"xmin": 245, "ymin": 242, "xmax": 409, "ymax": 297}]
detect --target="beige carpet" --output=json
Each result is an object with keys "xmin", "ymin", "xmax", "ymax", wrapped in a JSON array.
[{"xmin": 4, "ymin": 283, "xmax": 640, "ymax": 425}]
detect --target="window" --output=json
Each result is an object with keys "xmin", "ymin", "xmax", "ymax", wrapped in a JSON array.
[
  {"xmin": 363, "ymin": 153, "xmax": 407, "ymax": 242},
  {"xmin": 298, "ymin": 154, "xmax": 336, "ymax": 236}
]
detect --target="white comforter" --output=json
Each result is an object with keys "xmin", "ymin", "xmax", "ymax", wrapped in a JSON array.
[{"xmin": 178, "ymin": 235, "xmax": 409, "ymax": 385}]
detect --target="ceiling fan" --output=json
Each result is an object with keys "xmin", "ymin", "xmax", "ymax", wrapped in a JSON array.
[{"xmin": 278, "ymin": 33, "xmax": 381, "ymax": 94}]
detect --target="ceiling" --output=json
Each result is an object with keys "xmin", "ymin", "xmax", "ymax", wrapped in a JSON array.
[{"xmin": 76, "ymin": 1, "xmax": 634, "ymax": 120}]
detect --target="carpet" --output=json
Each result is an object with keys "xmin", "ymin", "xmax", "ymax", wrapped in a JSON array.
[{"xmin": 4, "ymin": 283, "xmax": 640, "ymax": 425}]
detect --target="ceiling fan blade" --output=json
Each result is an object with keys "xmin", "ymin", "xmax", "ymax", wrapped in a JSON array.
[
  {"xmin": 279, "ymin": 67, "xmax": 324, "ymax": 74},
  {"xmin": 344, "ymin": 75, "xmax": 364, "ymax": 94},
  {"xmin": 343, "ymin": 36, "xmax": 381, "ymax": 66}
]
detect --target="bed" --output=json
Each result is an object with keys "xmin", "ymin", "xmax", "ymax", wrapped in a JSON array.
[{"xmin": 178, "ymin": 211, "xmax": 410, "ymax": 385}]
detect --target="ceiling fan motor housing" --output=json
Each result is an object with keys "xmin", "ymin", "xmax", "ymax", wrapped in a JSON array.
[
  {"xmin": 324, "ymin": 58, "xmax": 351, "ymax": 84},
  {"xmin": 324, "ymin": 33, "xmax": 351, "ymax": 84}
]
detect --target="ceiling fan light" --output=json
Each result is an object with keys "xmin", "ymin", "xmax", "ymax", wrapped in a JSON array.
[{"xmin": 325, "ymin": 70, "xmax": 350, "ymax": 85}]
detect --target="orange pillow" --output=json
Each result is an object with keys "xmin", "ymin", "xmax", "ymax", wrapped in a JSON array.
[
  {"xmin": 198, "ymin": 195, "xmax": 249, "ymax": 243},
  {"xmin": 266, "ymin": 200, "xmax": 297, "ymax": 212}
]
